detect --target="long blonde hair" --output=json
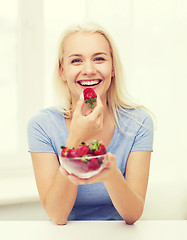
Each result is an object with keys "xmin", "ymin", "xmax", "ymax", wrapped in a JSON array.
[{"xmin": 53, "ymin": 22, "xmax": 152, "ymax": 131}]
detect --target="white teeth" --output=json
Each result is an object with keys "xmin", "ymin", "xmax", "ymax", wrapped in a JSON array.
[{"xmin": 79, "ymin": 80, "xmax": 100, "ymax": 86}]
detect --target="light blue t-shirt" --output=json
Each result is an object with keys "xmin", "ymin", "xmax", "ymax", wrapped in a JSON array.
[{"xmin": 27, "ymin": 106, "xmax": 154, "ymax": 221}]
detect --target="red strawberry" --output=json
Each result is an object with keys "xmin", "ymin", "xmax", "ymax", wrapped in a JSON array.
[
  {"xmin": 67, "ymin": 148, "xmax": 80, "ymax": 158},
  {"xmin": 60, "ymin": 146, "xmax": 69, "ymax": 157},
  {"xmin": 83, "ymin": 88, "xmax": 97, "ymax": 109},
  {"xmin": 77, "ymin": 145, "xmax": 90, "ymax": 157},
  {"xmin": 94, "ymin": 143, "xmax": 106, "ymax": 156},
  {"xmin": 87, "ymin": 158, "xmax": 100, "ymax": 170}
]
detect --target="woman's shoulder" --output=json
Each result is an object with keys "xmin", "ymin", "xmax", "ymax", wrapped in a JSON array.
[
  {"xmin": 28, "ymin": 106, "xmax": 64, "ymax": 126},
  {"xmin": 118, "ymin": 106, "xmax": 152, "ymax": 121},
  {"xmin": 116, "ymin": 106, "xmax": 154, "ymax": 131}
]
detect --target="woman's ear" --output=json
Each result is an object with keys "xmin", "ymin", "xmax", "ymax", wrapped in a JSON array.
[
  {"xmin": 59, "ymin": 63, "xmax": 66, "ymax": 82},
  {"xmin": 111, "ymin": 68, "xmax": 115, "ymax": 78}
]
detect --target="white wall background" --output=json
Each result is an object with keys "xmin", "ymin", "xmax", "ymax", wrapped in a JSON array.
[{"xmin": 0, "ymin": 0, "xmax": 187, "ymax": 220}]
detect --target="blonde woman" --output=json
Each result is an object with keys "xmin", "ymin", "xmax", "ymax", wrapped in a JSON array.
[{"xmin": 27, "ymin": 23, "xmax": 154, "ymax": 225}]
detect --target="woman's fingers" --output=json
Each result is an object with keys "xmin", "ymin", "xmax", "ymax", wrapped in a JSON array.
[
  {"xmin": 71, "ymin": 93, "xmax": 104, "ymax": 135},
  {"xmin": 95, "ymin": 112, "xmax": 104, "ymax": 129},
  {"xmin": 66, "ymin": 153, "xmax": 117, "ymax": 185},
  {"xmin": 74, "ymin": 93, "xmax": 103, "ymax": 118},
  {"xmin": 85, "ymin": 94, "xmax": 104, "ymax": 127},
  {"xmin": 73, "ymin": 97, "xmax": 84, "ymax": 116},
  {"xmin": 106, "ymin": 152, "xmax": 115, "ymax": 165},
  {"xmin": 91, "ymin": 94, "xmax": 104, "ymax": 117},
  {"xmin": 59, "ymin": 166, "xmax": 70, "ymax": 177}
]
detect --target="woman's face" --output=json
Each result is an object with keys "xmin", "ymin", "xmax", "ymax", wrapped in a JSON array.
[{"xmin": 60, "ymin": 32, "xmax": 114, "ymax": 104}]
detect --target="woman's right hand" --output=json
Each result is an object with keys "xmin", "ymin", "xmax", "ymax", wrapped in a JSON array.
[{"xmin": 66, "ymin": 94, "xmax": 104, "ymax": 147}]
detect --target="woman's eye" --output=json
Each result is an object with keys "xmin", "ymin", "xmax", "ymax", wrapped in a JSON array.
[
  {"xmin": 71, "ymin": 59, "xmax": 81, "ymax": 64},
  {"xmin": 94, "ymin": 57, "xmax": 105, "ymax": 62}
]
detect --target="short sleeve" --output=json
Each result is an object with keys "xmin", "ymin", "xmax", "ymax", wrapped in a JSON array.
[
  {"xmin": 27, "ymin": 112, "xmax": 55, "ymax": 153},
  {"xmin": 130, "ymin": 113, "xmax": 154, "ymax": 152}
]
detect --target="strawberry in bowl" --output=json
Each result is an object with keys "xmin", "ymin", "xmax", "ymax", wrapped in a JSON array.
[{"xmin": 59, "ymin": 140, "xmax": 106, "ymax": 178}]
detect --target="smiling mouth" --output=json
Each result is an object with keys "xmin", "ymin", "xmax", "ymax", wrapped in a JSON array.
[{"xmin": 77, "ymin": 80, "xmax": 102, "ymax": 87}]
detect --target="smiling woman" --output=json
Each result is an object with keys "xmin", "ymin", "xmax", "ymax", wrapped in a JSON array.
[
  {"xmin": 54, "ymin": 23, "xmax": 137, "ymax": 117},
  {"xmin": 68, "ymin": 52, "xmax": 111, "ymax": 88},
  {"xmin": 59, "ymin": 31, "xmax": 113, "ymax": 104},
  {"xmin": 27, "ymin": 22, "xmax": 154, "ymax": 225}
]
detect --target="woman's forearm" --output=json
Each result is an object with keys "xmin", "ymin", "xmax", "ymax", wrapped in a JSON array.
[
  {"xmin": 42, "ymin": 134, "xmax": 81, "ymax": 225},
  {"xmin": 43, "ymin": 169, "xmax": 78, "ymax": 225},
  {"xmin": 104, "ymin": 169, "xmax": 144, "ymax": 224}
]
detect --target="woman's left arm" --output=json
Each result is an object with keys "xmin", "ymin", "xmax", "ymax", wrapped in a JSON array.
[
  {"xmin": 104, "ymin": 151, "xmax": 151, "ymax": 224},
  {"xmin": 66, "ymin": 151, "xmax": 151, "ymax": 224}
]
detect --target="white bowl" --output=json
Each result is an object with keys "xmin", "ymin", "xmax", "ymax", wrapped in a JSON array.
[{"xmin": 59, "ymin": 154, "xmax": 106, "ymax": 179}]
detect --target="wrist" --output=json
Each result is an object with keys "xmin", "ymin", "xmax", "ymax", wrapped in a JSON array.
[
  {"xmin": 104, "ymin": 167, "xmax": 123, "ymax": 184},
  {"xmin": 66, "ymin": 134, "xmax": 82, "ymax": 148},
  {"xmin": 58, "ymin": 167, "xmax": 78, "ymax": 187}
]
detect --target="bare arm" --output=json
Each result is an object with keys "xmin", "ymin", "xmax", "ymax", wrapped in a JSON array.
[
  {"xmin": 31, "ymin": 152, "xmax": 78, "ymax": 225},
  {"xmin": 104, "ymin": 151, "xmax": 151, "ymax": 224}
]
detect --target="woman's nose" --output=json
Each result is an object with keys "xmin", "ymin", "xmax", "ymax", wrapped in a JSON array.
[{"xmin": 82, "ymin": 61, "xmax": 96, "ymax": 77}]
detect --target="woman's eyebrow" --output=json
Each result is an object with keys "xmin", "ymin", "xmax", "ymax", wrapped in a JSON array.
[
  {"xmin": 68, "ymin": 52, "xmax": 107, "ymax": 58},
  {"xmin": 68, "ymin": 54, "xmax": 82, "ymax": 58},
  {"xmin": 93, "ymin": 52, "xmax": 107, "ymax": 56}
]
